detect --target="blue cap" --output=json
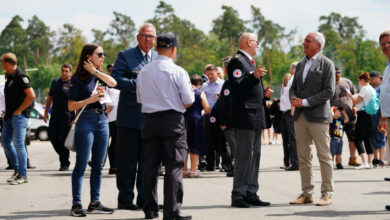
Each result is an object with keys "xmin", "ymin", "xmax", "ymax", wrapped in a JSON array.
[{"xmin": 157, "ymin": 33, "xmax": 178, "ymax": 48}]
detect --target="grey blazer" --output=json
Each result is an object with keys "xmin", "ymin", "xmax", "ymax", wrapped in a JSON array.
[{"xmin": 289, "ymin": 54, "xmax": 335, "ymax": 123}]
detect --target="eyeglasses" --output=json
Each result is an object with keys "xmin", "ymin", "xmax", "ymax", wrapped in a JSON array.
[
  {"xmin": 140, "ymin": 34, "xmax": 156, "ymax": 39},
  {"xmin": 380, "ymin": 41, "xmax": 390, "ymax": 47},
  {"xmin": 97, "ymin": 53, "xmax": 106, "ymax": 58},
  {"xmin": 250, "ymin": 40, "xmax": 259, "ymax": 45},
  {"xmin": 336, "ymin": 71, "xmax": 341, "ymax": 74}
]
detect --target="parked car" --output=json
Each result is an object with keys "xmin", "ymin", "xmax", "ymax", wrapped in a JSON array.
[{"xmin": 30, "ymin": 102, "xmax": 49, "ymax": 141}]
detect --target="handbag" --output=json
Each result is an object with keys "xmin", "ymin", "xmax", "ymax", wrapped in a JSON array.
[{"xmin": 65, "ymin": 79, "xmax": 99, "ymax": 152}]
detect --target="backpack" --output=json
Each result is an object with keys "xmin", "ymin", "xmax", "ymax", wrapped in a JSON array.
[{"xmin": 361, "ymin": 86, "xmax": 380, "ymax": 115}]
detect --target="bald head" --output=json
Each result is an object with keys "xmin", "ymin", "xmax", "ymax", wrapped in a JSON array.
[{"xmin": 239, "ymin": 33, "xmax": 259, "ymax": 56}]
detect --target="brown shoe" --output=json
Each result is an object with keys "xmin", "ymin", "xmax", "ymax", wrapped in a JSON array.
[
  {"xmin": 289, "ymin": 195, "xmax": 313, "ymax": 204},
  {"xmin": 317, "ymin": 195, "xmax": 332, "ymax": 206},
  {"xmin": 348, "ymin": 155, "xmax": 361, "ymax": 166}
]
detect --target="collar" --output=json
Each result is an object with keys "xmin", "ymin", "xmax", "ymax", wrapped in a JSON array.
[
  {"xmin": 305, "ymin": 52, "xmax": 321, "ymax": 62},
  {"xmin": 239, "ymin": 49, "xmax": 253, "ymax": 61},
  {"xmin": 139, "ymin": 48, "xmax": 152, "ymax": 58},
  {"xmin": 208, "ymin": 78, "xmax": 224, "ymax": 85},
  {"xmin": 156, "ymin": 55, "xmax": 173, "ymax": 62}
]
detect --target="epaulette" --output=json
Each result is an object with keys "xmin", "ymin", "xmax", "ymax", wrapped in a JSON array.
[{"xmin": 234, "ymin": 54, "xmax": 241, "ymax": 58}]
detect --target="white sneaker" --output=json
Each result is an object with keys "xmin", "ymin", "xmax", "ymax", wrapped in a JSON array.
[
  {"xmin": 368, "ymin": 163, "xmax": 374, "ymax": 169},
  {"xmin": 272, "ymin": 140, "xmax": 276, "ymax": 145},
  {"xmin": 356, "ymin": 163, "xmax": 370, "ymax": 169}
]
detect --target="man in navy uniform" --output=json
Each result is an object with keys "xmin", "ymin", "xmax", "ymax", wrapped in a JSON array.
[
  {"xmin": 111, "ymin": 23, "xmax": 158, "ymax": 210},
  {"xmin": 44, "ymin": 64, "xmax": 74, "ymax": 171},
  {"xmin": 137, "ymin": 33, "xmax": 193, "ymax": 220},
  {"xmin": 228, "ymin": 33, "xmax": 272, "ymax": 208}
]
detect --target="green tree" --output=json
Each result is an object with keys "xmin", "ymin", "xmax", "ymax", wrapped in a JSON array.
[
  {"xmin": 54, "ymin": 23, "xmax": 86, "ymax": 66},
  {"xmin": 211, "ymin": 5, "xmax": 245, "ymax": 55},
  {"xmin": 30, "ymin": 63, "xmax": 61, "ymax": 103},
  {"xmin": 108, "ymin": 11, "xmax": 136, "ymax": 50}
]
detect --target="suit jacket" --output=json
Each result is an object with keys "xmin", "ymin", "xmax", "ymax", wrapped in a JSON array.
[
  {"xmin": 228, "ymin": 50, "xmax": 271, "ymax": 130},
  {"xmin": 219, "ymin": 80, "xmax": 232, "ymax": 128},
  {"xmin": 111, "ymin": 46, "xmax": 158, "ymax": 129},
  {"xmin": 289, "ymin": 54, "xmax": 335, "ymax": 123}
]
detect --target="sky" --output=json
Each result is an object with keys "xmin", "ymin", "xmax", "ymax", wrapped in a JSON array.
[{"xmin": 0, "ymin": 0, "xmax": 389, "ymax": 44}]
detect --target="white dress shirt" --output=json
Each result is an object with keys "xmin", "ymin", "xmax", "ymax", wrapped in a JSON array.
[{"xmin": 136, "ymin": 55, "xmax": 194, "ymax": 113}]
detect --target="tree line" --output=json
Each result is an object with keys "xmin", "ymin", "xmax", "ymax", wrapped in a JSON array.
[{"xmin": 0, "ymin": 1, "xmax": 386, "ymax": 102}]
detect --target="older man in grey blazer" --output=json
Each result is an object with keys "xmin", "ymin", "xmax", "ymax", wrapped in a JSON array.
[{"xmin": 289, "ymin": 32, "xmax": 335, "ymax": 206}]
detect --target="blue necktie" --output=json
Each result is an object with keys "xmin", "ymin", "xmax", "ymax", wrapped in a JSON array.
[{"xmin": 145, "ymin": 54, "xmax": 150, "ymax": 64}]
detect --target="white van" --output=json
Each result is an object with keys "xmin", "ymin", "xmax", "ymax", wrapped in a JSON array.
[{"xmin": 29, "ymin": 102, "xmax": 49, "ymax": 141}]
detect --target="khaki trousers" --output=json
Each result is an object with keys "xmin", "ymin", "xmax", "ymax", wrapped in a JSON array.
[{"xmin": 294, "ymin": 114, "xmax": 334, "ymax": 197}]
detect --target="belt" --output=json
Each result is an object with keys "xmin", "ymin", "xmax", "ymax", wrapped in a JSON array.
[
  {"xmin": 84, "ymin": 108, "xmax": 105, "ymax": 114},
  {"xmin": 282, "ymin": 110, "xmax": 291, "ymax": 113}
]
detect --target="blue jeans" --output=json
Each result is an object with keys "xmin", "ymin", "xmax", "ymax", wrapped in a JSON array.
[
  {"xmin": 330, "ymin": 138, "xmax": 343, "ymax": 155},
  {"xmin": 1, "ymin": 114, "xmax": 29, "ymax": 177},
  {"xmin": 72, "ymin": 111, "xmax": 108, "ymax": 205}
]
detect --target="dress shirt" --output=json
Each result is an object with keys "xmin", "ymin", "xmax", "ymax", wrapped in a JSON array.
[
  {"xmin": 140, "ymin": 49, "xmax": 152, "ymax": 63},
  {"xmin": 280, "ymin": 76, "xmax": 294, "ymax": 112},
  {"xmin": 302, "ymin": 53, "xmax": 320, "ymax": 107},
  {"xmin": 136, "ymin": 55, "xmax": 194, "ymax": 113},
  {"xmin": 380, "ymin": 61, "xmax": 390, "ymax": 117},
  {"xmin": 201, "ymin": 78, "xmax": 224, "ymax": 109},
  {"xmin": 239, "ymin": 49, "xmax": 253, "ymax": 62}
]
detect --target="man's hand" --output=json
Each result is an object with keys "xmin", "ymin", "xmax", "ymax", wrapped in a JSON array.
[
  {"xmin": 220, "ymin": 125, "xmax": 227, "ymax": 131},
  {"xmin": 254, "ymin": 65, "xmax": 267, "ymax": 79},
  {"xmin": 43, "ymin": 112, "xmax": 49, "ymax": 123},
  {"xmin": 13, "ymin": 110, "xmax": 21, "ymax": 116},
  {"xmin": 291, "ymin": 97, "xmax": 303, "ymax": 108},
  {"xmin": 378, "ymin": 117, "xmax": 387, "ymax": 133},
  {"xmin": 264, "ymin": 85, "xmax": 273, "ymax": 98}
]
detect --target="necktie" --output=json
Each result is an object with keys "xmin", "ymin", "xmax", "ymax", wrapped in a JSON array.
[
  {"xmin": 251, "ymin": 59, "xmax": 256, "ymax": 66},
  {"xmin": 145, "ymin": 54, "xmax": 150, "ymax": 64}
]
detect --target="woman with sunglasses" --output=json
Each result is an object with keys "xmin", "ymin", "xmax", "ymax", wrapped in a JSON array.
[{"xmin": 68, "ymin": 43, "xmax": 117, "ymax": 217}]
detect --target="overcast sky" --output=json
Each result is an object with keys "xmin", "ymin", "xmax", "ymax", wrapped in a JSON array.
[{"xmin": 0, "ymin": 0, "xmax": 388, "ymax": 43}]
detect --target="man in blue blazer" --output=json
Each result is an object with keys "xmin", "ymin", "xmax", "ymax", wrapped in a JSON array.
[{"xmin": 111, "ymin": 23, "xmax": 158, "ymax": 210}]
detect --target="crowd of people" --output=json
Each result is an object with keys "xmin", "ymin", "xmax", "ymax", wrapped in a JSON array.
[{"xmin": 2, "ymin": 22, "xmax": 390, "ymax": 219}]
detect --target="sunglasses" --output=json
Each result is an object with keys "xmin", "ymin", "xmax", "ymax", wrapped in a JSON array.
[
  {"xmin": 140, "ymin": 34, "xmax": 156, "ymax": 39},
  {"xmin": 97, "ymin": 52, "xmax": 106, "ymax": 58},
  {"xmin": 335, "ymin": 71, "xmax": 341, "ymax": 74}
]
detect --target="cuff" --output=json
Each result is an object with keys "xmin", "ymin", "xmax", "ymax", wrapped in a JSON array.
[{"xmin": 302, "ymin": 99, "xmax": 309, "ymax": 107}]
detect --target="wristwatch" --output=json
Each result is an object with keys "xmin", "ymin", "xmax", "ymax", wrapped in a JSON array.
[{"xmin": 94, "ymin": 70, "xmax": 99, "ymax": 76}]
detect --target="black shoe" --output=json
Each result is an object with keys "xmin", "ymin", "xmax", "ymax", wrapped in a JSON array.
[
  {"xmin": 373, "ymin": 159, "xmax": 379, "ymax": 167},
  {"xmin": 280, "ymin": 165, "xmax": 289, "ymax": 169},
  {"xmin": 71, "ymin": 204, "xmax": 87, "ymax": 217},
  {"xmin": 285, "ymin": 166, "xmax": 299, "ymax": 171},
  {"xmin": 145, "ymin": 210, "xmax": 159, "ymax": 219},
  {"xmin": 336, "ymin": 163, "xmax": 344, "ymax": 169},
  {"xmin": 384, "ymin": 177, "xmax": 390, "ymax": 181},
  {"xmin": 87, "ymin": 202, "xmax": 114, "ymax": 214},
  {"xmin": 226, "ymin": 170, "xmax": 234, "ymax": 177},
  {"xmin": 5, "ymin": 165, "xmax": 13, "ymax": 170},
  {"xmin": 59, "ymin": 166, "xmax": 69, "ymax": 171},
  {"xmin": 245, "ymin": 198, "xmax": 271, "ymax": 206},
  {"xmin": 117, "ymin": 202, "xmax": 138, "ymax": 210},
  {"xmin": 163, "ymin": 213, "xmax": 192, "ymax": 220},
  {"xmin": 231, "ymin": 199, "xmax": 250, "ymax": 208},
  {"xmin": 386, "ymin": 205, "xmax": 390, "ymax": 210},
  {"xmin": 27, "ymin": 162, "xmax": 36, "ymax": 169},
  {"xmin": 108, "ymin": 168, "xmax": 116, "ymax": 175},
  {"xmin": 159, "ymin": 204, "xmax": 164, "ymax": 209},
  {"xmin": 377, "ymin": 160, "xmax": 385, "ymax": 167}
]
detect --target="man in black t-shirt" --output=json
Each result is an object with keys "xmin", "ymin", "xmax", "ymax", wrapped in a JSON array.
[{"xmin": 1, "ymin": 53, "xmax": 35, "ymax": 185}]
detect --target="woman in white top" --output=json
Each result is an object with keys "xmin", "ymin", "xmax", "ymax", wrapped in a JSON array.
[{"xmin": 347, "ymin": 72, "xmax": 376, "ymax": 169}]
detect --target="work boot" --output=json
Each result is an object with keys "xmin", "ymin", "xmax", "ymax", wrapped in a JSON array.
[{"xmin": 348, "ymin": 155, "xmax": 361, "ymax": 166}]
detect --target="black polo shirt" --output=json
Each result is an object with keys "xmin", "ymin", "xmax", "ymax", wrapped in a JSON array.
[
  {"xmin": 4, "ymin": 67, "xmax": 33, "ymax": 120},
  {"xmin": 48, "ymin": 77, "xmax": 74, "ymax": 120}
]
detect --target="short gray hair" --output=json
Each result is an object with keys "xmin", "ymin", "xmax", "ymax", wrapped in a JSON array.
[
  {"xmin": 309, "ymin": 32, "xmax": 326, "ymax": 50},
  {"xmin": 290, "ymin": 61, "xmax": 298, "ymax": 70},
  {"xmin": 379, "ymin": 30, "xmax": 390, "ymax": 43},
  {"xmin": 138, "ymin": 23, "xmax": 156, "ymax": 35}
]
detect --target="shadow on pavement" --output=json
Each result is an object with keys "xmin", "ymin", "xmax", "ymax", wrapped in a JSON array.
[
  {"xmin": 0, "ymin": 209, "xmax": 69, "ymax": 219},
  {"xmin": 267, "ymin": 210, "xmax": 388, "ymax": 217},
  {"xmin": 363, "ymin": 191, "xmax": 390, "ymax": 195}
]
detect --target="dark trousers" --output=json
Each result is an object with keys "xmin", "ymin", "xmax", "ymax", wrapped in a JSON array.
[
  {"xmin": 216, "ymin": 130, "xmax": 232, "ymax": 170},
  {"xmin": 48, "ymin": 118, "xmax": 70, "ymax": 167},
  {"xmin": 142, "ymin": 110, "xmax": 187, "ymax": 218},
  {"xmin": 224, "ymin": 128, "xmax": 236, "ymax": 162},
  {"xmin": 280, "ymin": 111, "xmax": 298, "ymax": 167},
  {"xmin": 107, "ymin": 121, "xmax": 117, "ymax": 169},
  {"xmin": 232, "ymin": 129, "xmax": 261, "ymax": 201},
  {"xmin": 203, "ymin": 116, "xmax": 215, "ymax": 170},
  {"xmin": 354, "ymin": 111, "xmax": 374, "ymax": 155},
  {"xmin": 116, "ymin": 126, "xmax": 143, "ymax": 205}
]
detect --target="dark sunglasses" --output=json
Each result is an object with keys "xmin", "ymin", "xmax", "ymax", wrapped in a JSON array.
[
  {"xmin": 335, "ymin": 71, "xmax": 341, "ymax": 74},
  {"xmin": 97, "ymin": 52, "xmax": 106, "ymax": 58}
]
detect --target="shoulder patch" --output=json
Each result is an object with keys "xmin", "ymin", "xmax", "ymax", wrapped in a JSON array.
[
  {"xmin": 232, "ymin": 69, "xmax": 242, "ymax": 78},
  {"xmin": 22, "ymin": 77, "xmax": 29, "ymax": 84},
  {"xmin": 223, "ymin": 89, "xmax": 230, "ymax": 96},
  {"xmin": 210, "ymin": 116, "xmax": 216, "ymax": 123},
  {"xmin": 234, "ymin": 54, "xmax": 241, "ymax": 58}
]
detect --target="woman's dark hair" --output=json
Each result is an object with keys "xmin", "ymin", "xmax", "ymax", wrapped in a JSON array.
[
  {"xmin": 74, "ymin": 43, "xmax": 102, "ymax": 81},
  {"xmin": 358, "ymin": 72, "xmax": 370, "ymax": 82},
  {"xmin": 190, "ymin": 74, "xmax": 202, "ymax": 86}
]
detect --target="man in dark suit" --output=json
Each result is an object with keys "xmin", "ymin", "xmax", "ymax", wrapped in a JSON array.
[
  {"xmin": 111, "ymin": 23, "xmax": 158, "ymax": 210},
  {"xmin": 228, "ymin": 33, "xmax": 272, "ymax": 208},
  {"xmin": 289, "ymin": 32, "xmax": 335, "ymax": 206}
]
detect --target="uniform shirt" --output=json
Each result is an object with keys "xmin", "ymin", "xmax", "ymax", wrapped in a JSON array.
[
  {"xmin": 4, "ymin": 68, "xmax": 33, "ymax": 120},
  {"xmin": 106, "ymin": 87, "xmax": 120, "ymax": 123},
  {"xmin": 68, "ymin": 74, "xmax": 104, "ymax": 110},
  {"xmin": 380, "ymin": 61, "xmax": 390, "ymax": 117},
  {"xmin": 48, "ymin": 77, "xmax": 74, "ymax": 119},
  {"xmin": 302, "ymin": 53, "xmax": 320, "ymax": 107},
  {"xmin": 201, "ymin": 78, "xmax": 224, "ymax": 109},
  {"xmin": 136, "ymin": 55, "xmax": 194, "ymax": 113}
]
